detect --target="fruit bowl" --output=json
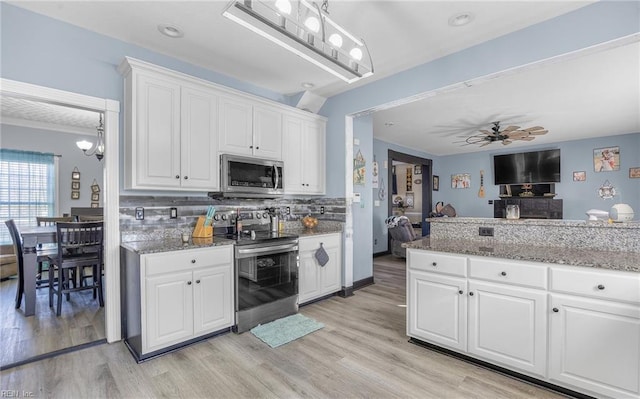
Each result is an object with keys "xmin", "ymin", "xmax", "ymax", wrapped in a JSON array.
[{"xmin": 301, "ymin": 216, "xmax": 318, "ymax": 229}]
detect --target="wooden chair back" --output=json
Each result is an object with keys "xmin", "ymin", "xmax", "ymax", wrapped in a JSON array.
[
  {"xmin": 53, "ymin": 222, "xmax": 104, "ymax": 261},
  {"xmin": 4, "ymin": 219, "xmax": 25, "ymax": 309},
  {"xmin": 77, "ymin": 215, "xmax": 103, "ymax": 222}
]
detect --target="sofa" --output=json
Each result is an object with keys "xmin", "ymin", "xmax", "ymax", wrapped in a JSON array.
[{"xmin": 0, "ymin": 244, "xmax": 18, "ymax": 280}]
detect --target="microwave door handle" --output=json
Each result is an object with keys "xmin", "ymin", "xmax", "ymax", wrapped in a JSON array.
[{"xmin": 273, "ymin": 165, "xmax": 280, "ymax": 190}]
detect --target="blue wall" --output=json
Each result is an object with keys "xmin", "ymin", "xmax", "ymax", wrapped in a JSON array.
[
  {"xmin": 320, "ymin": 1, "xmax": 639, "ymax": 280},
  {"xmin": 435, "ymin": 133, "xmax": 640, "ymax": 220},
  {"xmin": 352, "ymin": 116, "xmax": 374, "ymax": 280}
]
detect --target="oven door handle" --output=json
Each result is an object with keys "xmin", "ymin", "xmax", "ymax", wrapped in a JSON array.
[
  {"xmin": 273, "ymin": 165, "xmax": 280, "ymax": 190},
  {"xmin": 237, "ymin": 243, "xmax": 298, "ymax": 258}
]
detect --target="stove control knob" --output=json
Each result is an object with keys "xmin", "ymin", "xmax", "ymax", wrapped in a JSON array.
[
  {"xmin": 256, "ymin": 213, "xmax": 261, "ymax": 219},
  {"xmin": 221, "ymin": 214, "xmax": 227, "ymax": 221},
  {"xmin": 262, "ymin": 212, "xmax": 269, "ymax": 218},
  {"xmin": 213, "ymin": 214, "xmax": 220, "ymax": 221}
]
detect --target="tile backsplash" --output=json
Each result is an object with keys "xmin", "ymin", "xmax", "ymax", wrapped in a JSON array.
[{"xmin": 120, "ymin": 195, "xmax": 346, "ymax": 242}]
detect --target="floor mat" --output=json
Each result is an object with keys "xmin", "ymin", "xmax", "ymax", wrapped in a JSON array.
[{"xmin": 250, "ymin": 313, "xmax": 324, "ymax": 348}]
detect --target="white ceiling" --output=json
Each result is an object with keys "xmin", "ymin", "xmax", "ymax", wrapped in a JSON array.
[{"xmin": 5, "ymin": 1, "xmax": 637, "ymax": 156}]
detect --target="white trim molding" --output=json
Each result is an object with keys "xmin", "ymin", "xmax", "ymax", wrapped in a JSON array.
[{"xmin": 1, "ymin": 78, "xmax": 122, "ymax": 343}]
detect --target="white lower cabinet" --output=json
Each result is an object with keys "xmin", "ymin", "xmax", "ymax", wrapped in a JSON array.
[
  {"xmin": 407, "ymin": 270, "xmax": 467, "ymax": 352},
  {"xmin": 548, "ymin": 266, "xmax": 640, "ymax": 399},
  {"xmin": 407, "ymin": 249, "xmax": 640, "ymax": 398},
  {"xmin": 467, "ymin": 281, "xmax": 547, "ymax": 377},
  {"xmin": 298, "ymin": 233, "xmax": 342, "ymax": 305},
  {"xmin": 140, "ymin": 246, "xmax": 234, "ymax": 356}
]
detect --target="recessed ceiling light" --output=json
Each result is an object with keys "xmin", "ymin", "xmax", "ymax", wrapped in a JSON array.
[
  {"xmin": 448, "ymin": 12, "xmax": 474, "ymax": 27},
  {"xmin": 301, "ymin": 82, "xmax": 315, "ymax": 89},
  {"xmin": 158, "ymin": 24, "xmax": 184, "ymax": 38}
]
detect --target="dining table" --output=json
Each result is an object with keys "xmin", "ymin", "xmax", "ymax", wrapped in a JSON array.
[{"xmin": 20, "ymin": 225, "xmax": 56, "ymax": 316}]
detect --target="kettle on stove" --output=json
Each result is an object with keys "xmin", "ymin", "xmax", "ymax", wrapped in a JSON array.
[{"xmin": 266, "ymin": 207, "xmax": 279, "ymax": 232}]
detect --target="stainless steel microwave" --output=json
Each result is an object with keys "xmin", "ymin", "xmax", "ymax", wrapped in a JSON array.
[{"xmin": 210, "ymin": 154, "xmax": 284, "ymax": 198}]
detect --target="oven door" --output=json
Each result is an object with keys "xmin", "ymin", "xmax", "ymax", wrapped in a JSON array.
[{"xmin": 235, "ymin": 240, "xmax": 298, "ymax": 313}]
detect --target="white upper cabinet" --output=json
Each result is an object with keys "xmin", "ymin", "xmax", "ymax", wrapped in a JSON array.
[
  {"xmin": 218, "ymin": 97, "xmax": 283, "ymax": 160},
  {"xmin": 282, "ymin": 114, "xmax": 326, "ymax": 195},
  {"xmin": 120, "ymin": 58, "xmax": 218, "ymax": 191}
]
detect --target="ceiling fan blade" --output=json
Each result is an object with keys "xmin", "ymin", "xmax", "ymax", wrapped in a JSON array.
[
  {"xmin": 506, "ymin": 130, "xmax": 528, "ymax": 137},
  {"xmin": 479, "ymin": 130, "xmax": 495, "ymax": 136},
  {"xmin": 521, "ymin": 136, "xmax": 535, "ymax": 141},
  {"xmin": 502, "ymin": 140, "xmax": 512, "ymax": 145},
  {"xmin": 530, "ymin": 130, "xmax": 548, "ymax": 135},
  {"xmin": 522, "ymin": 126, "xmax": 545, "ymax": 132},
  {"xmin": 503, "ymin": 125, "xmax": 520, "ymax": 131}
]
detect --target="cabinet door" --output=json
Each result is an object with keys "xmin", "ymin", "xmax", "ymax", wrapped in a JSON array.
[
  {"xmin": 181, "ymin": 85, "xmax": 219, "ymax": 190},
  {"xmin": 320, "ymin": 242, "xmax": 341, "ymax": 294},
  {"xmin": 283, "ymin": 116, "xmax": 305, "ymax": 194},
  {"xmin": 193, "ymin": 264, "xmax": 233, "ymax": 335},
  {"xmin": 134, "ymin": 73, "xmax": 181, "ymax": 188},
  {"xmin": 407, "ymin": 270, "xmax": 467, "ymax": 352},
  {"xmin": 468, "ymin": 281, "xmax": 547, "ymax": 377},
  {"xmin": 144, "ymin": 271, "xmax": 194, "ymax": 352},
  {"xmin": 218, "ymin": 96, "xmax": 252, "ymax": 156},
  {"xmin": 302, "ymin": 119, "xmax": 325, "ymax": 194},
  {"xmin": 253, "ymin": 104, "xmax": 282, "ymax": 160},
  {"xmin": 549, "ymin": 294, "xmax": 640, "ymax": 399},
  {"xmin": 298, "ymin": 249, "xmax": 321, "ymax": 304}
]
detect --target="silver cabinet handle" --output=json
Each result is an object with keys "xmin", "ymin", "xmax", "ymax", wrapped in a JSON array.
[
  {"xmin": 184, "ymin": 176, "xmax": 188, "ymax": 180},
  {"xmin": 597, "ymin": 284, "xmax": 605, "ymax": 290},
  {"xmin": 501, "ymin": 271, "xmax": 507, "ymax": 276},
  {"xmin": 191, "ymin": 259, "xmax": 196, "ymax": 264},
  {"xmin": 552, "ymin": 307, "xmax": 559, "ymax": 312},
  {"xmin": 175, "ymin": 175, "xmax": 180, "ymax": 179},
  {"xmin": 431, "ymin": 262, "xmax": 437, "ymax": 267},
  {"xmin": 469, "ymin": 292, "xmax": 474, "ymax": 296},
  {"xmin": 196, "ymin": 280, "xmax": 201, "ymax": 284},
  {"xmin": 187, "ymin": 281, "xmax": 192, "ymax": 285}
]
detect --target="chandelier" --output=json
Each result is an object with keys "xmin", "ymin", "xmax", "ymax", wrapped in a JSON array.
[
  {"xmin": 222, "ymin": 0, "xmax": 373, "ymax": 83},
  {"xmin": 76, "ymin": 114, "xmax": 105, "ymax": 161}
]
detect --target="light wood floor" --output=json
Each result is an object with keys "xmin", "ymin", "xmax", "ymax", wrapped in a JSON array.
[
  {"xmin": 0, "ymin": 275, "xmax": 105, "ymax": 367},
  {"xmin": 1, "ymin": 255, "xmax": 566, "ymax": 398}
]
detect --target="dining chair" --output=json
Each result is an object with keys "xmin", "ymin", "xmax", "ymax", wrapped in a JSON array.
[
  {"xmin": 4, "ymin": 219, "xmax": 57, "ymax": 310},
  {"xmin": 47, "ymin": 221, "xmax": 104, "ymax": 316},
  {"xmin": 35, "ymin": 216, "xmax": 74, "ymax": 287},
  {"xmin": 77, "ymin": 215, "xmax": 103, "ymax": 222}
]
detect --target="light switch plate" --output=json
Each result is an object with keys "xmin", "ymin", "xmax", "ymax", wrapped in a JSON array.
[
  {"xmin": 170, "ymin": 207, "xmax": 178, "ymax": 218},
  {"xmin": 135, "ymin": 207, "xmax": 144, "ymax": 220},
  {"xmin": 353, "ymin": 138, "xmax": 360, "ymax": 145},
  {"xmin": 374, "ymin": 200, "xmax": 380, "ymax": 207},
  {"xmin": 353, "ymin": 193, "xmax": 361, "ymax": 203}
]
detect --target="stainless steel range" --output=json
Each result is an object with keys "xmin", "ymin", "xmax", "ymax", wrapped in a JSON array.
[{"xmin": 214, "ymin": 209, "xmax": 299, "ymax": 333}]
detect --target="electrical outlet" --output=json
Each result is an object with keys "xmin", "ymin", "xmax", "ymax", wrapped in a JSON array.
[
  {"xmin": 135, "ymin": 207, "xmax": 144, "ymax": 220},
  {"xmin": 488, "ymin": 200, "xmax": 494, "ymax": 205},
  {"xmin": 170, "ymin": 207, "xmax": 177, "ymax": 219},
  {"xmin": 286, "ymin": 207, "xmax": 290, "ymax": 215},
  {"xmin": 479, "ymin": 227, "xmax": 494, "ymax": 237},
  {"xmin": 320, "ymin": 206, "xmax": 325, "ymax": 215},
  {"xmin": 374, "ymin": 238, "xmax": 378, "ymax": 245}
]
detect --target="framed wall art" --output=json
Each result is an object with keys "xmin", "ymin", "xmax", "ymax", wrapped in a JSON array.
[
  {"xmin": 414, "ymin": 165, "xmax": 421, "ymax": 175},
  {"xmin": 451, "ymin": 173, "xmax": 470, "ymax": 189},
  {"xmin": 71, "ymin": 181, "xmax": 80, "ymax": 190},
  {"xmin": 593, "ymin": 147, "xmax": 620, "ymax": 172},
  {"xmin": 433, "ymin": 175, "xmax": 439, "ymax": 191},
  {"xmin": 71, "ymin": 167, "xmax": 80, "ymax": 180},
  {"xmin": 573, "ymin": 171, "xmax": 586, "ymax": 181},
  {"xmin": 71, "ymin": 191, "xmax": 80, "ymax": 200}
]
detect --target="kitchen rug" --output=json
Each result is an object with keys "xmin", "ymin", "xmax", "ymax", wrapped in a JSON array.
[{"xmin": 250, "ymin": 314, "xmax": 324, "ymax": 348}]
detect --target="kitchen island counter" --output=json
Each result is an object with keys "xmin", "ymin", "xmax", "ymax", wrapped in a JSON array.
[{"xmin": 404, "ymin": 237, "xmax": 640, "ymax": 273}]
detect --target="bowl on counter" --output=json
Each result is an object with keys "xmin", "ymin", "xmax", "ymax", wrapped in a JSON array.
[{"xmin": 301, "ymin": 216, "xmax": 318, "ymax": 229}]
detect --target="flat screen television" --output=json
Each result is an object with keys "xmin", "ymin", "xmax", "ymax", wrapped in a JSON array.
[{"xmin": 493, "ymin": 149, "xmax": 560, "ymax": 185}]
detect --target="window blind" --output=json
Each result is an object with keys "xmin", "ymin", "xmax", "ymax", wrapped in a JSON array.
[{"xmin": 0, "ymin": 149, "xmax": 56, "ymax": 244}]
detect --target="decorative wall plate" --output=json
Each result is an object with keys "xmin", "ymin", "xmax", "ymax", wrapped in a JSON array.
[{"xmin": 598, "ymin": 180, "xmax": 616, "ymax": 199}]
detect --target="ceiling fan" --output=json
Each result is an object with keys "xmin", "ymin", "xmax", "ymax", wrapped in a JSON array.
[{"xmin": 463, "ymin": 121, "xmax": 548, "ymax": 147}]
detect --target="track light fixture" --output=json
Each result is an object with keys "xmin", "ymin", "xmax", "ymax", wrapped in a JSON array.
[{"xmin": 223, "ymin": 0, "xmax": 373, "ymax": 83}]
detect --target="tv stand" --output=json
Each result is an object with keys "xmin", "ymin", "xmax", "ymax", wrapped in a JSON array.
[{"xmin": 494, "ymin": 197, "xmax": 563, "ymax": 219}]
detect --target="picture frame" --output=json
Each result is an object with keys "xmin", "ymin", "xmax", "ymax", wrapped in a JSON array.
[
  {"xmin": 630, "ymin": 167, "xmax": 640, "ymax": 179},
  {"xmin": 593, "ymin": 146, "xmax": 620, "ymax": 172},
  {"xmin": 433, "ymin": 175, "xmax": 439, "ymax": 191},
  {"xmin": 405, "ymin": 192, "xmax": 414, "ymax": 208},
  {"xmin": 573, "ymin": 171, "xmax": 586, "ymax": 182},
  {"xmin": 71, "ymin": 191, "xmax": 80, "ymax": 200},
  {"xmin": 451, "ymin": 173, "xmax": 471, "ymax": 189},
  {"xmin": 71, "ymin": 167, "xmax": 80, "ymax": 180},
  {"xmin": 91, "ymin": 202, "xmax": 99, "ymax": 208},
  {"xmin": 91, "ymin": 183, "xmax": 100, "ymax": 193},
  {"xmin": 414, "ymin": 165, "xmax": 422, "ymax": 175},
  {"xmin": 71, "ymin": 181, "xmax": 80, "ymax": 190},
  {"xmin": 91, "ymin": 193, "xmax": 100, "ymax": 201}
]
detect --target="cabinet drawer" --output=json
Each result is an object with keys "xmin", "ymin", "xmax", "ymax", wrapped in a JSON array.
[
  {"xmin": 469, "ymin": 257, "xmax": 547, "ymax": 289},
  {"xmin": 299, "ymin": 233, "xmax": 341, "ymax": 252},
  {"xmin": 550, "ymin": 267, "xmax": 640, "ymax": 304},
  {"xmin": 144, "ymin": 246, "xmax": 232, "ymax": 276},
  {"xmin": 408, "ymin": 250, "xmax": 467, "ymax": 277}
]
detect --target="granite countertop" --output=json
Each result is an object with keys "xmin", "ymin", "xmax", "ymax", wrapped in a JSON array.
[
  {"xmin": 121, "ymin": 236, "xmax": 236, "ymax": 255},
  {"xmin": 404, "ymin": 237, "xmax": 640, "ymax": 273},
  {"xmin": 428, "ymin": 217, "xmax": 640, "ymax": 229},
  {"xmin": 284, "ymin": 224, "xmax": 343, "ymax": 237}
]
